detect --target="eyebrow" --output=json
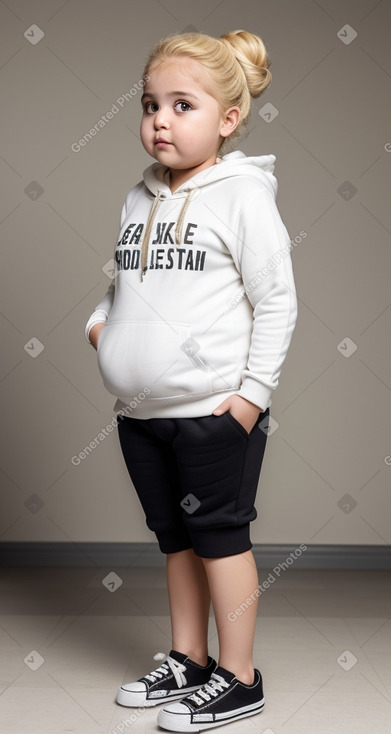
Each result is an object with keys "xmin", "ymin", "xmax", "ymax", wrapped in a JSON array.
[{"xmin": 141, "ymin": 90, "xmax": 200, "ymax": 104}]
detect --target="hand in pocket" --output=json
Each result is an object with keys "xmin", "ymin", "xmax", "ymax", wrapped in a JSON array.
[
  {"xmin": 89, "ymin": 322, "xmax": 106, "ymax": 350},
  {"xmin": 212, "ymin": 395, "xmax": 264, "ymax": 435}
]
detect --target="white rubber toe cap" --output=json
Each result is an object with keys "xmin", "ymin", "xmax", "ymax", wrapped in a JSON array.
[
  {"xmin": 121, "ymin": 681, "xmax": 147, "ymax": 693},
  {"xmin": 116, "ymin": 681, "xmax": 149, "ymax": 707},
  {"xmin": 157, "ymin": 703, "xmax": 193, "ymax": 732},
  {"xmin": 160, "ymin": 702, "xmax": 190, "ymax": 714}
]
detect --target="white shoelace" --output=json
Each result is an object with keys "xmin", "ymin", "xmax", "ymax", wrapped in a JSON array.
[
  {"xmin": 144, "ymin": 656, "xmax": 187, "ymax": 689},
  {"xmin": 187, "ymin": 672, "xmax": 229, "ymax": 706}
]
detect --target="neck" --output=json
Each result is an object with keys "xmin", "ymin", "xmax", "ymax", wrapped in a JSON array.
[{"xmin": 168, "ymin": 156, "xmax": 218, "ymax": 193}]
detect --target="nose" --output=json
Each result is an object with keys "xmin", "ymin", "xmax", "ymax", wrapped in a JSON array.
[{"xmin": 153, "ymin": 106, "xmax": 170, "ymax": 129}]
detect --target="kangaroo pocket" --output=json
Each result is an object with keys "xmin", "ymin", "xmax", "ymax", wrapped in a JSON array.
[{"xmin": 96, "ymin": 319, "xmax": 238, "ymax": 400}]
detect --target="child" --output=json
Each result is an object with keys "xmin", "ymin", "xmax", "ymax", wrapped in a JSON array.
[{"xmin": 85, "ymin": 29, "xmax": 297, "ymax": 732}]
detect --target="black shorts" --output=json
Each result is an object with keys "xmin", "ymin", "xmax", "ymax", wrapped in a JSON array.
[{"xmin": 116, "ymin": 408, "xmax": 270, "ymax": 559}]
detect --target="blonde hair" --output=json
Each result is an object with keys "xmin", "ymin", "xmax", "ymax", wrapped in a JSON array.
[{"xmin": 141, "ymin": 30, "xmax": 272, "ymax": 155}]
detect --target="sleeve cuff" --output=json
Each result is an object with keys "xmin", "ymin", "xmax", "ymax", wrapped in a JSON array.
[
  {"xmin": 84, "ymin": 310, "xmax": 108, "ymax": 345},
  {"xmin": 236, "ymin": 376, "xmax": 273, "ymax": 412}
]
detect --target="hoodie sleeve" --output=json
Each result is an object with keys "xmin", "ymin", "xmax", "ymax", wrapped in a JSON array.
[
  {"xmin": 84, "ymin": 199, "xmax": 127, "ymax": 345},
  {"xmin": 229, "ymin": 184, "xmax": 298, "ymax": 411}
]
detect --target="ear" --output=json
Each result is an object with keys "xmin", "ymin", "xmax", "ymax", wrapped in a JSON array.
[{"xmin": 220, "ymin": 106, "xmax": 241, "ymax": 138}]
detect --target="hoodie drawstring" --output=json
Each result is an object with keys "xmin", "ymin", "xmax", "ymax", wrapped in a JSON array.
[
  {"xmin": 140, "ymin": 187, "xmax": 198, "ymax": 282},
  {"xmin": 140, "ymin": 191, "xmax": 163, "ymax": 282},
  {"xmin": 175, "ymin": 187, "xmax": 198, "ymax": 245}
]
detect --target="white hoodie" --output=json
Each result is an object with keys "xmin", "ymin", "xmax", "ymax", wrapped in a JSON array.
[{"xmin": 85, "ymin": 150, "xmax": 298, "ymax": 419}]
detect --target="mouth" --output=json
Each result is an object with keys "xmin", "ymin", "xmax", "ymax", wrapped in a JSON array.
[{"xmin": 155, "ymin": 139, "xmax": 172, "ymax": 147}]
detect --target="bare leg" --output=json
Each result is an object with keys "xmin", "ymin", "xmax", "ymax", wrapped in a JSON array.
[
  {"xmin": 200, "ymin": 549, "xmax": 259, "ymax": 684},
  {"xmin": 166, "ymin": 548, "xmax": 211, "ymax": 666}
]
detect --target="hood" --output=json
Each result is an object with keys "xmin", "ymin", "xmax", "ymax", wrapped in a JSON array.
[{"xmin": 139, "ymin": 150, "xmax": 278, "ymax": 282}]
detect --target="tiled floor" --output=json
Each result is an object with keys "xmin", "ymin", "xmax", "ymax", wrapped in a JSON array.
[{"xmin": 0, "ymin": 566, "xmax": 390, "ymax": 733}]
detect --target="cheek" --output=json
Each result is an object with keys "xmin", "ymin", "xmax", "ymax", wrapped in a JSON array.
[
  {"xmin": 190, "ymin": 111, "xmax": 219, "ymax": 135},
  {"xmin": 179, "ymin": 115, "xmax": 216, "ymax": 143},
  {"xmin": 140, "ymin": 116, "xmax": 150, "ymax": 133}
]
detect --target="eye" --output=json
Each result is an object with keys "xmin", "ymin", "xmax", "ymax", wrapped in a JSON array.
[
  {"xmin": 174, "ymin": 101, "xmax": 192, "ymax": 112},
  {"xmin": 144, "ymin": 101, "xmax": 159, "ymax": 113}
]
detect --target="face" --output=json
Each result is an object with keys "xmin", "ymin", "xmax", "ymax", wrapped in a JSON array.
[{"xmin": 140, "ymin": 57, "xmax": 239, "ymax": 177}]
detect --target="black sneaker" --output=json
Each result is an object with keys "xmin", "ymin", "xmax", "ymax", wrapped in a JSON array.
[
  {"xmin": 116, "ymin": 650, "xmax": 218, "ymax": 708},
  {"xmin": 157, "ymin": 664, "xmax": 265, "ymax": 731}
]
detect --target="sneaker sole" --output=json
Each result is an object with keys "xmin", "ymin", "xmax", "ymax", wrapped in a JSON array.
[
  {"xmin": 116, "ymin": 684, "xmax": 209, "ymax": 708},
  {"xmin": 157, "ymin": 698, "xmax": 265, "ymax": 731}
]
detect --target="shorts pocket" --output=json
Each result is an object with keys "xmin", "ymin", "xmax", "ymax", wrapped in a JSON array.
[{"xmin": 224, "ymin": 410, "xmax": 250, "ymax": 438}]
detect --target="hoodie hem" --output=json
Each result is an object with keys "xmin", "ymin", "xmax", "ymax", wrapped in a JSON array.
[{"xmin": 112, "ymin": 390, "xmax": 261, "ymax": 420}]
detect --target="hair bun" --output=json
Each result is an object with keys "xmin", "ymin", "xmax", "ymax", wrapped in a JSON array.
[{"xmin": 219, "ymin": 29, "xmax": 272, "ymax": 97}]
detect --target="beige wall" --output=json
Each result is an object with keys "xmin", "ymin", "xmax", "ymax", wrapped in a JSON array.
[{"xmin": 1, "ymin": 0, "xmax": 390, "ymax": 548}]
